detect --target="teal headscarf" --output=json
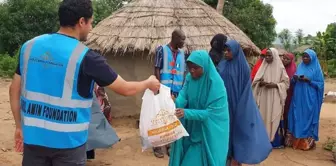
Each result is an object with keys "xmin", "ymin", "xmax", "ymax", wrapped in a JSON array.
[{"xmin": 169, "ymin": 50, "xmax": 230, "ymax": 166}]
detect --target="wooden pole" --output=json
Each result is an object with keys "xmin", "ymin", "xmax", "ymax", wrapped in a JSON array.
[{"xmin": 216, "ymin": 0, "xmax": 225, "ymax": 14}]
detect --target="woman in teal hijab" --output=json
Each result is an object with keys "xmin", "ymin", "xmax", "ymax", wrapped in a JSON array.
[{"xmin": 169, "ymin": 50, "xmax": 230, "ymax": 166}]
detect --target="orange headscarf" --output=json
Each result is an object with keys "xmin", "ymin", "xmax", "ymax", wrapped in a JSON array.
[{"xmin": 251, "ymin": 48, "xmax": 267, "ymax": 81}]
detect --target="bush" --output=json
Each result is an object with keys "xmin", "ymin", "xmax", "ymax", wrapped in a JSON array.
[
  {"xmin": 324, "ymin": 137, "xmax": 336, "ymax": 151},
  {"xmin": 327, "ymin": 59, "xmax": 336, "ymax": 78},
  {"xmin": 0, "ymin": 50, "xmax": 19, "ymax": 78},
  {"xmin": 323, "ymin": 137, "xmax": 336, "ymax": 163}
]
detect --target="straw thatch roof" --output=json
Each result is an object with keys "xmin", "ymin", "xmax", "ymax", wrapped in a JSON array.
[{"xmin": 86, "ymin": 0, "xmax": 260, "ymax": 59}]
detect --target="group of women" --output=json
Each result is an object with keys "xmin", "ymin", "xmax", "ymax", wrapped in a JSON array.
[{"xmin": 168, "ymin": 34, "xmax": 325, "ymax": 166}]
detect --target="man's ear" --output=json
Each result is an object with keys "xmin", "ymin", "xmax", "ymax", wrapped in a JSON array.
[{"xmin": 78, "ymin": 17, "xmax": 86, "ymax": 27}]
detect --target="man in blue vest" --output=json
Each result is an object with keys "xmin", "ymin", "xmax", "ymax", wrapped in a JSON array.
[
  {"xmin": 153, "ymin": 29, "xmax": 186, "ymax": 158},
  {"xmin": 8, "ymin": 0, "xmax": 160, "ymax": 165}
]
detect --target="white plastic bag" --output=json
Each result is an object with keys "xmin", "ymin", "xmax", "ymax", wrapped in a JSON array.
[{"xmin": 139, "ymin": 84, "xmax": 189, "ymax": 151}]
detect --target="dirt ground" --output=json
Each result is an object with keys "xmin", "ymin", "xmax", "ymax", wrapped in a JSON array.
[{"xmin": 0, "ymin": 79, "xmax": 335, "ymax": 166}]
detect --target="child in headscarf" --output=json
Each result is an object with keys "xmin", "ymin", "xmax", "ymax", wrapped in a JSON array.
[
  {"xmin": 280, "ymin": 53, "xmax": 297, "ymax": 146},
  {"xmin": 272, "ymin": 52, "xmax": 297, "ymax": 148},
  {"xmin": 218, "ymin": 40, "xmax": 271, "ymax": 166},
  {"xmin": 169, "ymin": 50, "xmax": 229, "ymax": 166}
]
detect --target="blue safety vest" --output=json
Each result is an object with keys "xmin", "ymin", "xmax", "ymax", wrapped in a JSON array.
[
  {"xmin": 19, "ymin": 34, "xmax": 94, "ymax": 149},
  {"xmin": 160, "ymin": 45, "xmax": 185, "ymax": 93}
]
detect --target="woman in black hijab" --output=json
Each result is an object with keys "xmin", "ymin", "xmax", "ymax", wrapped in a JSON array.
[{"xmin": 209, "ymin": 34, "xmax": 228, "ymax": 67}]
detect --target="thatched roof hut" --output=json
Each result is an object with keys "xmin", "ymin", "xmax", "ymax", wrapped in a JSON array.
[
  {"xmin": 86, "ymin": 0, "xmax": 260, "ymax": 118},
  {"xmin": 86, "ymin": 0, "xmax": 260, "ymax": 57}
]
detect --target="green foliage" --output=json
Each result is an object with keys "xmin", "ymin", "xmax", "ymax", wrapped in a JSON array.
[
  {"xmin": 312, "ymin": 24, "xmax": 336, "ymax": 60},
  {"xmin": 0, "ymin": 50, "xmax": 19, "ymax": 78},
  {"xmin": 0, "ymin": 0, "xmax": 127, "ymax": 78},
  {"xmin": 312, "ymin": 23, "xmax": 336, "ymax": 77},
  {"xmin": 327, "ymin": 59, "xmax": 336, "ymax": 77},
  {"xmin": 203, "ymin": 0, "xmax": 217, "ymax": 8},
  {"xmin": 323, "ymin": 137, "xmax": 336, "ymax": 151},
  {"xmin": 203, "ymin": 0, "xmax": 277, "ymax": 49},
  {"xmin": 0, "ymin": 0, "xmax": 129, "ymax": 55},
  {"xmin": 278, "ymin": 29, "xmax": 293, "ymax": 51},
  {"xmin": 302, "ymin": 34, "xmax": 315, "ymax": 45},
  {"xmin": 295, "ymin": 29, "xmax": 304, "ymax": 45},
  {"xmin": 92, "ymin": 0, "xmax": 129, "ymax": 26},
  {"xmin": 0, "ymin": 0, "xmax": 60, "ymax": 55}
]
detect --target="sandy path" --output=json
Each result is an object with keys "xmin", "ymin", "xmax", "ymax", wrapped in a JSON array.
[{"xmin": 0, "ymin": 79, "xmax": 335, "ymax": 166}]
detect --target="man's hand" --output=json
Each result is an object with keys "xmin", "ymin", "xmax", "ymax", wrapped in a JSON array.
[
  {"xmin": 146, "ymin": 75, "xmax": 160, "ymax": 92},
  {"xmin": 175, "ymin": 108, "xmax": 184, "ymax": 119},
  {"xmin": 107, "ymin": 75, "xmax": 159, "ymax": 96},
  {"xmin": 14, "ymin": 127, "xmax": 23, "ymax": 152}
]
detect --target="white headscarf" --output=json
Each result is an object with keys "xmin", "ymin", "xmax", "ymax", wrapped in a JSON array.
[{"xmin": 253, "ymin": 48, "xmax": 289, "ymax": 105}]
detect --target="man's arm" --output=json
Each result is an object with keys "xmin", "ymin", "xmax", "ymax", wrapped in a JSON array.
[
  {"xmin": 82, "ymin": 50, "xmax": 159, "ymax": 96},
  {"xmin": 10, "ymin": 53, "xmax": 22, "ymax": 129},
  {"xmin": 9, "ymin": 74, "xmax": 22, "ymax": 129},
  {"xmin": 154, "ymin": 46, "xmax": 163, "ymax": 81},
  {"xmin": 106, "ymin": 75, "xmax": 151, "ymax": 96}
]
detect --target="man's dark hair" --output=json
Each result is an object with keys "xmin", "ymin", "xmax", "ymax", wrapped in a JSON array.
[{"xmin": 58, "ymin": 0, "xmax": 93, "ymax": 27}]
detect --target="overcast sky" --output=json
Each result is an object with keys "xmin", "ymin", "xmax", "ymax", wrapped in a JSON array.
[{"xmin": 262, "ymin": 0, "xmax": 336, "ymax": 35}]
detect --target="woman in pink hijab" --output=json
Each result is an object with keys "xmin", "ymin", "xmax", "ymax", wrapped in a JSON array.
[
  {"xmin": 271, "ymin": 53, "xmax": 297, "ymax": 148},
  {"xmin": 281, "ymin": 53, "xmax": 297, "ymax": 147}
]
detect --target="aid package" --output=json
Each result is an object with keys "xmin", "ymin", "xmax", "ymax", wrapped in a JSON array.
[{"xmin": 139, "ymin": 84, "xmax": 189, "ymax": 151}]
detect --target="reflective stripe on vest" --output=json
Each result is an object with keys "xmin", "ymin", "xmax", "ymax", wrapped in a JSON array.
[
  {"xmin": 21, "ymin": 39, "xmax": 92, "ymax": 109},
  {"xmin": 23, "ymin": 116, "xmax": 89, "ymax": 132},
  {"xmin": 160, "ymin": 80, "xmax": 184, "ymax": 86},
  {"xmin": 21, "ymin": 38, "xmax": 90, "ymax": 133},
  {"xmin": 160, "ymin": 45, "xmax": 185, "ymax": 92}
]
